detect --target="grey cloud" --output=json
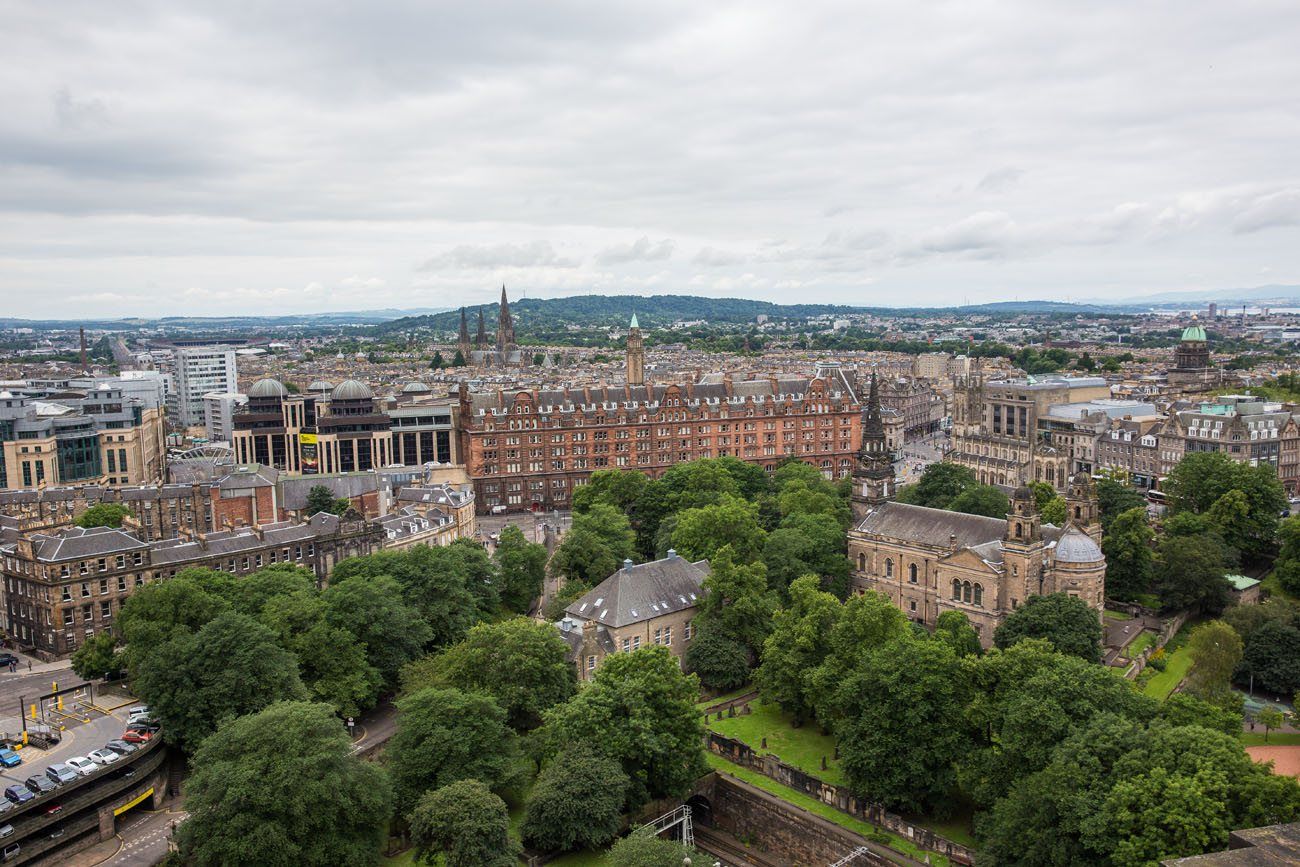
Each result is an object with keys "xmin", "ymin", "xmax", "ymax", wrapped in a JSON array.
[
  {"xmin": 594, "ymin": 236, "xmax": 675, "ymax": 265},
  {"xmin": 417, "ymin": 241, "xmax": 580, "ymax": 271},
  {"xmin": 693, "ymin": 247, "xmax": 749, "ymax": 267},
  {"xmin": 975, "ymin": 167, "xmax": 1024, "ymax": 193},
  {"xmin": 1232, "ymin": 189, "xmax": 1300, "ymax": 234}
]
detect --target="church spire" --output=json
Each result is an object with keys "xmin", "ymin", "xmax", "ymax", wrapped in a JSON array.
[
  {"xmin": 852, "ymin": 372, "xmax": 895, "ymax": 521},
  {"xmin": 497, "ymin": 285, "xmax": 516, "ymax": 353}
]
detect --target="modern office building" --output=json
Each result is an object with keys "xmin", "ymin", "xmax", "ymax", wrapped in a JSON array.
[
  {"xmin": 202, "ymin": 391, "xmax": 248, "ymax": 444},
  {"xmin": 166, "ymin": 347, "xmax": 238, "ymax": 428}
]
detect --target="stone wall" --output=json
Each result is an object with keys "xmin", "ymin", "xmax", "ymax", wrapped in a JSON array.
[{"xmin": 707, "ymin": 732, "xmax": 976, "ymax": 865}]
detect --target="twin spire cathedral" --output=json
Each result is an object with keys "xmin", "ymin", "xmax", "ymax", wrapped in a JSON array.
[{"xmin": 457, "ymin": 286, "xmax": 522, "ymax": 367}]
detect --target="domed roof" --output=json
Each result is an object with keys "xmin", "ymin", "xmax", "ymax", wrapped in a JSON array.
[
  {"xmin": 1012, "ymin": 484, "xmax": 1034, "ymax": 502},
  {"xmin": 307, "ymin": 380, "xmax": 334, "ymax": 392},
  {"xmin": 247, "ymin": 378, "xmax": 287, "ymax": 398},
  {"xmin": 331, "ymin": 379, "xmax": 374, "ymax": 401},
  {"xmin": 402, "ymin": 381, "xmax": 431, "ymax": 393},
  {"xmin": 1181, "ymin": 318, "xmax": 1207, "ymax": 342},
  {"xmin": 1055, "ymin": 527, "xmax": 1104, "ymax": 564}
]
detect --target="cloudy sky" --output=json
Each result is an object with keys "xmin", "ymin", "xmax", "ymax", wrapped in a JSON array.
[{"xmin": 3, "ymin": 1, "xmax": 1299, "ymax": 317}]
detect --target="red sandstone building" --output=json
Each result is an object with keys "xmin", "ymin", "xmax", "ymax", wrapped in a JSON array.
[{"xmin": 457, "ymin": 367, "xmax": 864, "ymax": 514}]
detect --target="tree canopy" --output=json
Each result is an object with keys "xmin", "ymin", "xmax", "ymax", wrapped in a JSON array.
[
  {"xmin": 408, "ymin": 779, "xmax": 519, "ymax": 867},
  {"xmin": 521, "ymin": 745, "xmax": 629, "ymax": 854},
  {"xmin": 992, "ymin": 593, "xmax": 1103, "ymax": 662},
  {"xmin": 178, "ymin": 701, "xmax": 391, "ymax": 867},
  {"xmin": 74, "ymin": 502, "xmax": 132, "ymax": 529}
]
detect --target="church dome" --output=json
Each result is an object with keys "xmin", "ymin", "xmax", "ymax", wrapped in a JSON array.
[
  {"xmin": 307, "ymin": 380, "xmax": 334, "ymax": 392},
  {"xmin": 402, "ymin": 381, "xmax": 431, "ymax": 393},
  {"xmin": 247, "ymin": 378, "xmax": 287, "ymax": 398},
  {"xmin": 1012, "ymin": 484, "xmax": 1034, "ymax": 502},
  {"xmin": 1055, "ymin": 527, "xmax": 1104, "ymax": 564},
  {"xmin": 1181, "ymin": 324, "xmax": 1207, "ymax": 342},
  {"xmin": 331, "ymin": 379, "xmax": 374, "ymax": 401}
]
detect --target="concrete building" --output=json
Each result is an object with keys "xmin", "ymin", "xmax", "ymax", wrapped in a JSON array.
[
  {"xmin": 167, "ymin": 347, "xmax": 238, "ymax": 428},
  {"xmin": 202, "ymin": 391, "xmax": 247, "ymax": 444},
  {"xmin": 0, "ymin": 384, "xmax": 167, "ymax": 491},
  {"xmin": 557, "ymin": 551, "xmax": 708, "ymax": 681},
  {"xmin": 1153, "ymin": 395, "xmax": 1299, "ymax": 493},
  {"xmin": 848, "ymin": 474, "xmax": 1106, "ymax": 646}
]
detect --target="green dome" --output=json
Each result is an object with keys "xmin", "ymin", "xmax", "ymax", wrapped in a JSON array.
[{"xmin": 1181, "ymin": 324, "xmax": 1207, "ymax": 342}]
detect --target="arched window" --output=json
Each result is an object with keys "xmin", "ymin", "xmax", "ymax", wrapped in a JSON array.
[
  {"xmin": 951, "ymin": 579, "xmax": 961, "ymax": 600},
  {"xmin": 1074, "ymin": 505, "xmax": 1082, "ymax": 520},
  {"xmin": 1015, "ymin": 523, "xmax": 1022, "ymax": 538},
  {"xmin": 973, "ymin": 584, "xmax": 983, "ymax": 606},
  {"xmin": 962, "ymin": 581, "xmax": 972, "ymax": 603},
  {"xmin": 857, "ymin": 553, "xmax": 866, "ymax": 572},
  {"xmin": 909, "ymin": 563, "xmax": 918, "ymax": 584},
  {"xmin": 885, "ymin": 558, "xmax": 894, "ymax": 577}
]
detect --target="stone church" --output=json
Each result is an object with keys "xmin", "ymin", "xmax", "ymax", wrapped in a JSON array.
[
  {"xmin": 457, "ymin": 286, "xmax": 526, "ymax": 367},
  {"xmin": 848, "ymin": 377, "xmax": 1106, "ymax": 645}
]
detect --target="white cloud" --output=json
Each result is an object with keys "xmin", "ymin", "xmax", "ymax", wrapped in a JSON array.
[
  {"xmin": 417, "ymin": 241, "xmax": 580, "ymax": 271},
  {"xmin": 594, "ymin": 236, "xmax": 676, "ymax": 265}
]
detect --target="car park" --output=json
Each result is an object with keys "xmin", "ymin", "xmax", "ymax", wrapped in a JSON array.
[
  {"xmin": 2, "ymin": 787, "xmax": 31, "ymax": 806},
  {"xmin": 45, "ymin": 764, "xmax": 78, "ymax": 785},
  {"xmin": 44, "ymin": 803, "xmax": 61, "ymax": 816},
  {"xmin": 122, "ymin": 729, "xmax": 154, "ymax": 744},
  {"xmin": 0, "ymin": 801, "xmax": 12, "ymax": 816},
  {"xmin": 105, "ymin": 740, "xmax": 137, "ymax": 757},
  {"xmin": 0, "ymin": 826, "xmax": 10, "ymax": 839},
  {"xmin": 127, "ymin": 706, "xmax": 149, "ymax": 717},
  {"xmin": 24, "ymin": 776, "xmax": 55, "ymax": 796},
  {"xmin": 64, "ymin": 757, "xmax": 96, "ymax": 777},
  {"xmin": 0, "ymin": 751, "xmax": 20, "ymax": 770},
  {"xmin": 87, "ymin": 749, "xmax": 120, "ymax": 765},
  {"xmin": 1, "ymin": 842, "xmax": 17, "ymax": 860}
]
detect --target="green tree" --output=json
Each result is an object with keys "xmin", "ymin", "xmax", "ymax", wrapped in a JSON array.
[
  {"xmin": 755, "ymin": 575, "xmax": 841, "ymax": 720},
  {"xmin": 684, "ymin": 624, "xmax": 751, "ymax": 691},
  {"xmin": 1259, "ymin": 706, "xmax": 1285, "ymax": 743},
  {"xmin": 452, "ymin": 349, "xmax": 466, "ymax": 367},
  {"xmin": 323, "ymin": 574, "xmax": 434, "ymax": 685},
  {"xmin": 494, "ymin": 526, "xmax": 548, "ymax": 613},
  {"xmin": 669, "ymin": 495, "xmax": 766, "ymax": 563},
  {"xmin": 607, "ymin": 830, "xmax": 706, "ymax": 867},
  {"xmin": 833, "ymin": 635, "xmax": 972, "ymax": 812},
  {"xmin": 304, "ymin": 484, "xmax": 349, "ymax": 517},
  {"xmin": 400, "ymin": 618, "xmax": 575, "ymax": 730},
  {"xmin": 177, "ymin": 702, "xmax": 391, "ymax": 867},
  {"xmin": 118, "ymin": 576, "xmax": 228, "ymax": 675},
  {"xmin": 1185, "ymin": 620, "xmax": 1243, "ymax": 705},
  {"xmin": 1163, "ymin": 451, "xmax": 1287, "ymax": 560},
  {"xmin": 521, "ymin": 745, "xmax": 629, "ymax": 853},
  {"xmin": 71, "ymin": 631, "xmax": 122, "ymax": 680},
  {"xmin": 331, "ymin": 548, "xmax": 478, "ymax": 645},
  {"xmin": 225, "ymin": 564, "xmax": 317, "ymax": 620},
  {"xmin": 948, "ymin": 484, "xmax": 1010, "ymax": 519},
  {"xmin": 409, "ymin": 779, "xmax": 519, "ymax": 867},
  {"xmin": 74, "ymin": 502, "xmax": 131, "ymax": 529},
  {"xmin": 538, "ymin": 647, "xmax": 705, "ymax": 810},
  {"xmin": 1102, "ymin": 507, "xmax": 1155, "ymax": 600},
  {"xmin": 550, "ymin": 503, "xmax": 636, "ymax": 584},
  {"xmin": 896, "ymin": 462, "xmax": 978, "ymax": 509},
  {"xmin": 429, "ymin": 350, "xmax": 445, "ymax": 370},
  {"xmin": 1153, "ymin": 534, "xmax": 1230, "ymax": 613},
  {"xmin": 542, "ymin": 578, "xmax": 591, "ymax": 621},
  {"xmin": 934, "ymin": 610, "xmax": 982, "ymax": 657},
  {"xmin": 571, "ymin": 468, "xmax": 648, "ymax": 515},
  {"xmin": 993, "ymin": 593, "xmax": 1102, "ymax": 662},
  {"xmin": 806, "ymin": 590, "xmax": 909, "ymax": 725},
  {"xmin": 388, "ymin": 687, "xmax": 518, "ymax": 815},
  {"xmin": 693, "ymin": 546, "xmax": 776, "ymax": 659},
  {"xmin": 761, "ymin": 512, "xmax": 851, "ymax": 599},
  {"xmin": 135, "ymin": 612, "xmax": 308, "ymax": 752},
  {"xmin": 1097, "ymin": 477, "xmax": 1148, "ymax": 531},
  {"xmin": 291, "ymin": 623, "xmax": 384, "ymax": 718},
  {"xmin": 1159, "ymin": 692, "xmax": 1242, "ymax": 736},
  {"xmin": 1243, "ymin": 620, "xmax": 1300, "ymax": 695}
]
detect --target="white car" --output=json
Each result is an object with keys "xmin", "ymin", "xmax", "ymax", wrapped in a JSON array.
[
  {"xmin": 64, "ymin": 757, "xmax": 96, "ymax": 777},
  {"xmin": 87, "ymin": 749, "xmax": 120, "ymax": 766}
]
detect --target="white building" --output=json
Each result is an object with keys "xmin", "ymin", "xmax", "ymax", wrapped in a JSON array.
[
  {"xmin": 202, "ymin": 391, "xmax": 248, "ymax": 444},
  {"xmin": 167, "ymin": 347, "xmax": 238, "ymax": 428}
]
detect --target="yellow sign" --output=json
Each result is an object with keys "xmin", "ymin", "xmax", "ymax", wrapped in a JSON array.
[
  {"xmin": 114, "ymin": 787, "xmax": 154, "ymax": 816},
  {"xmin": 299, "ymin": 433, "xmax": 318, "ymax": 445}
]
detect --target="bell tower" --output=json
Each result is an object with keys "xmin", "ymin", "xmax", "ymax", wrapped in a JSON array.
[
  {"xmin": 852, "ymin": 373, "xmax": 895, "ymax": 522},
  {"xmin": 626, "ymin": 313, "xmax": 645, "ymax": 387},
  {"xmin": 1066, "ymin": 472, "xmax": 1102, "ymax": 543}
]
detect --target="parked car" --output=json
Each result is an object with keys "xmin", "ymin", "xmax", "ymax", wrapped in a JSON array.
[
  {"xmin": 43, "ymin": 803, "xmax": 61, "ymax": 816},
  {"xmin": 127, "ymin": 720, "xmax": 160, "ymax": 733},
  {"xmin": 0, "ymin": 750, "xmax": 20, "ymax": 769},
  {"xmin": 23, "ymin": 776, "xmax": 55, "ymax": 796},
  {"xmin": 127, "ymin": 706, "xmax": 149, "ymax": 717},
  {"xmin": 2, "ymin": 787, "xmax": 31, "ymax": 806},
  {"xmin": 0, "ymin": 825, "xmax": 10, "ymax": 838},
  {"xmin": 0, "ymin": 654, "xmax": 17, "ymax": 667},
  {"xmin": 104, "ymin": 740, "xmax": 137, "ymax": 757},
  {"xmin": 44, "ymin": 764, "xmax": 78, "ymax": 785},
  {"xmin": 121, "ymin": 729, "xmax": 153, "ymax": 744},
  {"xmin": 0, "ymin": 800, "xmax": 13, "ymax": 815},
  {"xmin": 64, "ymin": 757, "xmax": 96, "ymax": 777},
  {"xmin": 87, "ymin": 749, "xmax": 120, "ymax": 766},
  {"xmin": 47, "ymin": 826, "xmax": 63, "ymax": 839},
  {"xmin": 1, "ymin": 842, "xmax": 17, "ymax": 861}
]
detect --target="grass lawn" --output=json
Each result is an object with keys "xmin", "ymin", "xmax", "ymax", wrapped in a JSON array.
[
  {"xmin": 706, "ymin": 753, "xmax": 951, "ymax": 867},
  {"xmin": 1242, "ymin": 731, "xmax": 1300, "ymax": 746},
  {"xmin": 1103, "ymin": 609, "xmax": 1130, "ymax": 622},
  {"xmin": 707, "ymin": 699, "xmax": 847, "ymax": 786},
  {"xmin": 1142, "ymin": 622, "xmax": 1197, "ymax": 700},
  {"xmin": 1126, "ymin": 630, "xmax": 1157, "ymax": 658},
  {"xmin": 696, "ymin": 684, "xmax": 754, "ymax": 710},
  {"xmin": 380, "ymin": 848, "xmax": 415, "ymax": 865}
]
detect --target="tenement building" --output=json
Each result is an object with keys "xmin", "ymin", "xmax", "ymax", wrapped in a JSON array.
[
  {"xmin": 458, "ymin": 369, "xmax": 863, "ymax": 513},
  {"xmin": 1153, "ymin": 394, "xmax": 1300, "ymax": 493},
  {"xmin": 848, "ymin": 473, "xmax": 1106, "ymax": 646},
  {"xmin": 1, "ymin": 513, "xmax": 381, "ymax": 658}
]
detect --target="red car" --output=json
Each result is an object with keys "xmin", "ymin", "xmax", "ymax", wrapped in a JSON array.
[
  {"xmin": 121, "ymin": 729, "xmax": 153, "ymax": 744},
  {"xmin": 45, "ymin": 803, "xmax": 62, "ymax": 815}
]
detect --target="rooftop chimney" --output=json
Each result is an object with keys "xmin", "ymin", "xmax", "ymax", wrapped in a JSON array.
[
  {"xmin": 666, "ymin": 548, "xmax": 678, "ymax": 559},
  {"xmin": 623, "ymin": 558, "xmax": 633, "ymax": 569}
]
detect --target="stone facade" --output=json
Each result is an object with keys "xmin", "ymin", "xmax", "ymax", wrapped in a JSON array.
[{"xmin": 848, "ymin": 474, "xmax": 1105, "ymax": 646}]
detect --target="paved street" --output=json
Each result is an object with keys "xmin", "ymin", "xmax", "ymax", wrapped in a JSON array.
[
  {"xmin": 104, "ymin": 807, "xmax": 189, "ymax": 867},
  {"xmin": 895, "ymin": 431, "xmax": 950, "ymax": 483},
  {"xmin": 473, "ymin": 510, "xmax": 571, "ymax": 550}
]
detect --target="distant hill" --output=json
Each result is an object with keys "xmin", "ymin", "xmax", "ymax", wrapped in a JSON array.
[
  {"xmin": 376, "ymin": 294, "xmax": 863, "ymax": 333},
  {"xmin": 1082, "ymin": 284, "xmax": 1300, "ymax": 309}
]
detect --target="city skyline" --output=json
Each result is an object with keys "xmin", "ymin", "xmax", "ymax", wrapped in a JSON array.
[{"xmin": 3, "ymin": 1, "xmax": 1299, "ymax": 317}]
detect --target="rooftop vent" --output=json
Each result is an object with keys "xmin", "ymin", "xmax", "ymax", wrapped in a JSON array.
[{"xmin": 666, "ymin": 548, "xmax": 678, "ymax": 559}]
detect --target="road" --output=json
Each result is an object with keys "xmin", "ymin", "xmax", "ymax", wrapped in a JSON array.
[
  {"xmin": 895, "ymin": 431, "xmax": 950, "ymax": 484},
  {"xmin": 473, "ymin": 510, "xmax": 571, "ymax": 550},
  {"xmin": 101, "ymin": 806, "xmax": 189, "ymax": 867}
]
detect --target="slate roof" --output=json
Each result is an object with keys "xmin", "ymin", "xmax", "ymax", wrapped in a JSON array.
[
  {"xmin": 27, "ymin": 527, "xmax": 148, "ymax": 561},
  {"xmin": 278, "ymin": 473, "xmax": 379, "ymax": 510},
  {"xmin": 565, "ymin": 554, "xmax": 709, "ymax": 628},
  {"xmin": 855, "ymin": 502, "xmax": 1007, "ymax": 549}
]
